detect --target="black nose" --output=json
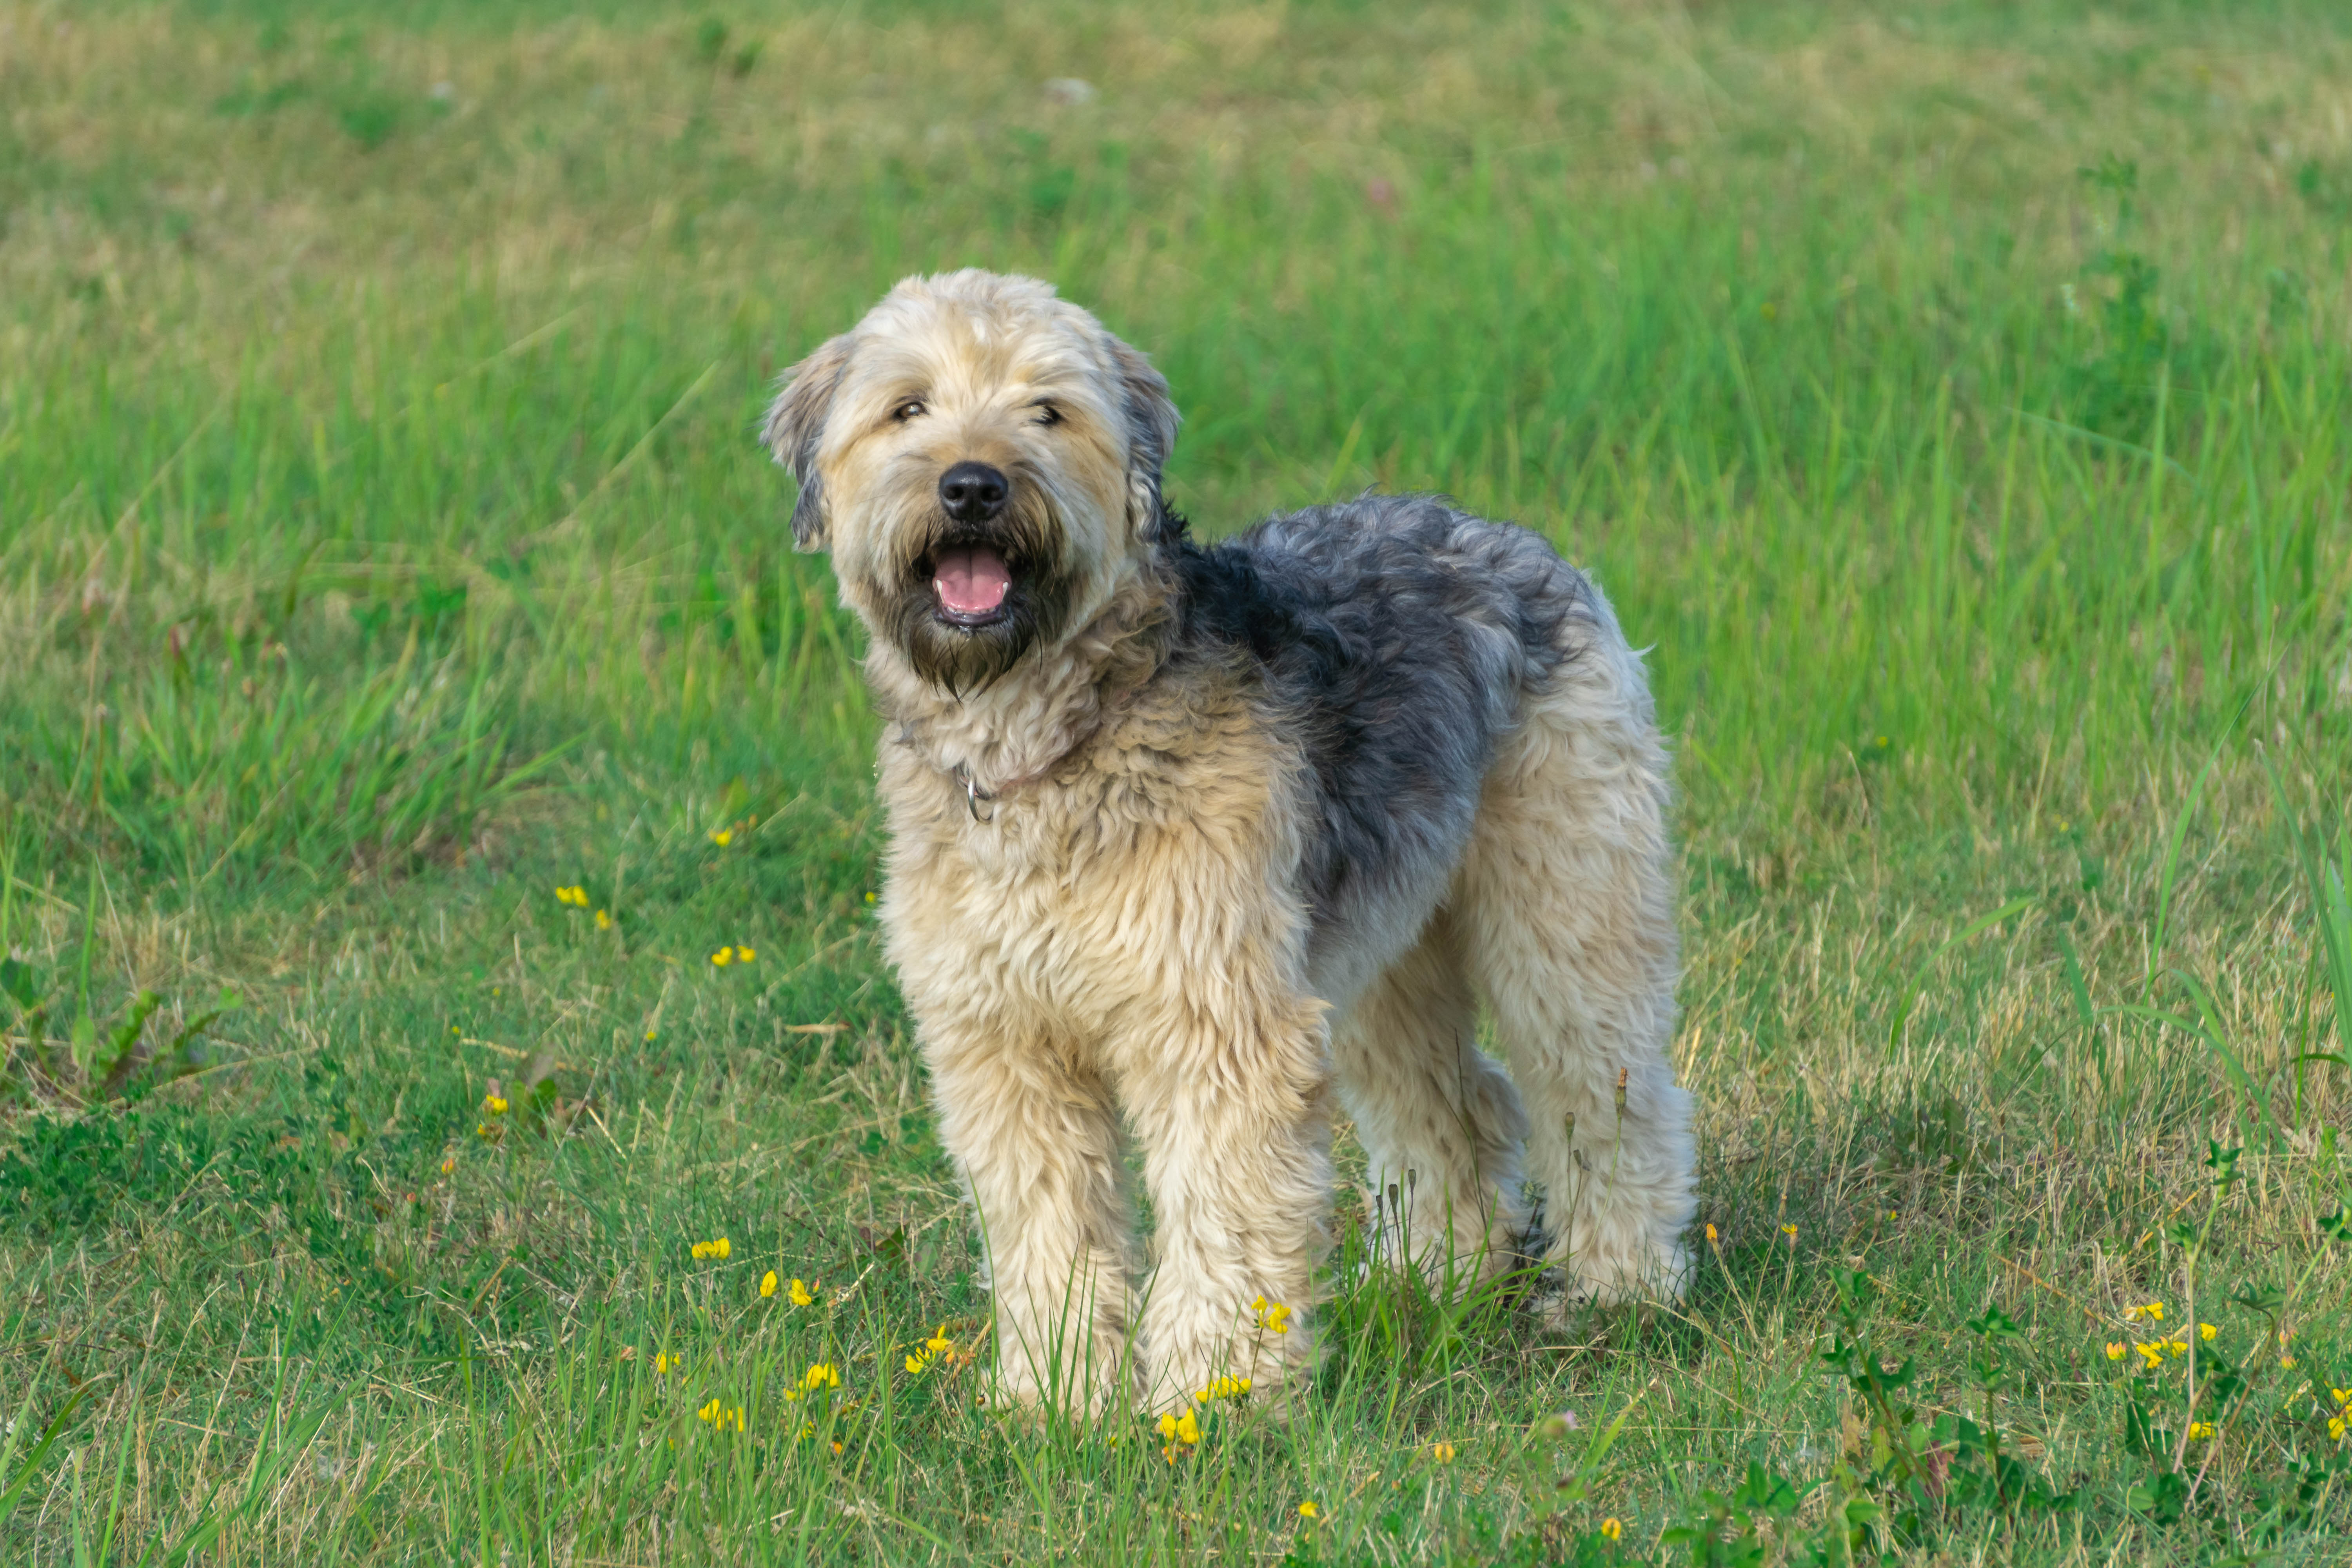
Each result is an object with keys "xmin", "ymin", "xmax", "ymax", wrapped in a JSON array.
[{"xmin": 938, "ymin": 461, "xmax": 1009, "ymax": 523}]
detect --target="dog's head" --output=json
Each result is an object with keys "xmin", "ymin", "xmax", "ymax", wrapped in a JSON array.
[{"xmin": 763, "ymin": 270, "xmax": 1179, "ymax": 692}]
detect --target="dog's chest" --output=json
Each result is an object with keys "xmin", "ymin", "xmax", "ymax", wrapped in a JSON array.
[
  {"xmin": 887, "ymin": 782, "xmax": 1178, "ymax": 1026},
  {"xmin": 880, "ymin": 717, "xmax": 1302, "ymax": 1034}
]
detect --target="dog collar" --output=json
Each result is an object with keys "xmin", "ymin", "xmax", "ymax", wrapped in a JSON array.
[{"xmin": 951, "ymin": 763, "xmax": 998, "ymax": 822}]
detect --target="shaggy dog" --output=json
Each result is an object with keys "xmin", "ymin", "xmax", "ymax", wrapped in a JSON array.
[{"xmin": 762, "ymin": 270, "xmax": 1696, "ymax": 1415}]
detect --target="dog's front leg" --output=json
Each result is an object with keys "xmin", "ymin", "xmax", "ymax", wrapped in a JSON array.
[
  {"xmin": 1123, "ymin": 991, "xmax": 1333, "ymax": 1416},
  {"xmin": 927, "ymin": 1025, "xmax": 1135, "ymax": 1416}
]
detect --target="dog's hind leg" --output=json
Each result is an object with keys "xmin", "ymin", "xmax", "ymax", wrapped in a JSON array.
[
  {"xmin": 1332, "ymin": 908, "xmax": 1530, "ymax": 1287},
  {"xmin": 1457, "ymin": 608, "xmax": 1696, "ymax": 1310},
  {"xmin": 926, "ymin": 1023, "xmax": 1136, "ymax": 1415}
]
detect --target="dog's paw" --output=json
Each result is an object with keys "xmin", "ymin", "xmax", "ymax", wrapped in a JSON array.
[
  {"xmin": 983, "ymin": 1342, "xmax": 1139, "ymax": 1422},
  {"xmin": 1534, "ymin": 1236, "xmax": 1691, "ymax": 1325},
  {"xmin": 1138, "ymin": 1320, "xmax": 1314, "ymax": 1422}
]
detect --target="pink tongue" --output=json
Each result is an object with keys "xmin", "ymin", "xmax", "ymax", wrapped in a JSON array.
[{"xmin": 933, "ymin": 546, "xmax": 1011, "ymax": 615}]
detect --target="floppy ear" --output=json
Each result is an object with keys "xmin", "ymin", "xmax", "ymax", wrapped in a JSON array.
[
  {"xmin": 762, "ymin": 333, "xmax": 854, "ymax": 552},
  {"xmin": 1105, "ymin": 335, "xmax": 1181, "ymax": 543}
]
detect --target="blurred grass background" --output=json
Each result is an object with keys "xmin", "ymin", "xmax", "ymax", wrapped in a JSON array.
[{"xmin": 3, "ymin": 0, "xmax": 2351, "ymax": 1561}]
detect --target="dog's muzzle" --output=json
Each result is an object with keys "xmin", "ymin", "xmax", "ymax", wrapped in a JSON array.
[{"xmin": 930, "ymin": 462, "xmax": 1016, "ymax": 628}]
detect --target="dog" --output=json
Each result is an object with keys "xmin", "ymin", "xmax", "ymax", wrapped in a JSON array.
[{"xmin": 762, "ymin": 269, "xmax": 1696, "ymax": 1416}]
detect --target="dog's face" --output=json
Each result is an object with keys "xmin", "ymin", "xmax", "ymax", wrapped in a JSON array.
[{"xmin": 764, "ymin": 270, "xmax": 1180, "ymax": 692}]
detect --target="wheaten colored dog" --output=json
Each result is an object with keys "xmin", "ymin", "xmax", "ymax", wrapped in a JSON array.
[{"xmin": 763, "ymin": 270, "xmax": 1696, "ymax": 1416}]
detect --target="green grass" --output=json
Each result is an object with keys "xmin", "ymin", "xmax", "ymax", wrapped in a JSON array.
[{"xmin": 4, "ymin": 0, "xmax": 2352, "ymax": 1561}]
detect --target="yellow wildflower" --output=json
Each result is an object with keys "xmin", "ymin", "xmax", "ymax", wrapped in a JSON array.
[
  {"xmin": 790, "ymin": 1278, "xmax": 816, "ymax": 1307},
  {"xmin": 1781, "ymin": 1224, "xmax": 1798, "ymax": 1241},
  {"xmin": 1252, "ymin": 1295, "xmax": 1292, "ymax": 1334},
  {"xmin": 2199, "ymin": 1323, "xmax": 2218, "ymax": 1342},
  {"xmin": 483, "ymin": 1094, "xmax": 508, "ymax": 1114},
  {"xmin": 800, "ymin": 1363, "xmax": 841, "ymax": 1392},
  {"xmin": 735, "ymin": 945, "xmax": 756, "ymax": 962},
  {"xmin": 1153, "ymin": 1407, "xmax": 1202, "ymax": 1447},
  {"xmin": 2134, "ymin": 1341, "xmax": 2165, "ymax": 1371},
  {"xmin": 904, "ymin": 1324, "xmax": 955, "ymax": 1375},
  {"xmin": 1602, "ymin": 1518, "xmax": 1623, "ymax": 1541},
  {"xmin": 1196, "ymin": 1374, "xmax": 1250, "ymax": 1402},
  {"xmin": 2126, "ymin": 1302, "xmax": 2165, "ymax": 1322},
  {"xmin": 595, "ymin": 909, "xmax": 613, "ymax": 931},
  {"xmin": 1431, "ymin": 1441, "xmax": 1456, "ymax": 1463},
  {"xmin": 2168, "ymin": 1338, "xmax": 2188, "ymax": 1358},
  {"xmin": 2332, "ymin": 1388, "xmax": 2352, "ymax": 1406},
  {"xmin": 440, "ymin": 1156, "xmax": 455, "ymax": 1175},
  {"xmin": 1298, "ymin": 1501, "xmax": 1319, "ymax": 1520},
  {"xmin": 710, "ymin": 948, "xmax": 733, "ymax": 967},
  {"xmin": 2187, "ymin": 1421, "xmax": 2215, "ymax": 1440},
  {"xmin": 2105, "ymin": 1343, "xmax": 2127, "ymax": 1361},
  {"xmin": 654, "ymin": 1352, "xmax": 675, "ymax": 1375},
  {"xmin": 760, "ymin": 1270, "xmax": 778, "ymax": 1298},
  {"xmin": 2330, "ymin": 1417, "xmax": 2347, "ymax": 1442},
  {"xmin": 1704, "ymin": 1224, "xmax": 1718, "ymax": 1243},
  {"xmin": 690, "ymin": 1236, "xmax": 732, "ymax": 1261},
  {"xmin": 696, "ymin": 1399, "xmax": 745, "ymax": 1432},
  {"xmin": 709, "ymin": 828, "xmax": 733, "ymax": 846}
]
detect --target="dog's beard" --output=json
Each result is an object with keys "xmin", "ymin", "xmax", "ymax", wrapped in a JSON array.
[{"xmin": 880, "ymin": 503, "xmax": 1072, "ymax": 697}]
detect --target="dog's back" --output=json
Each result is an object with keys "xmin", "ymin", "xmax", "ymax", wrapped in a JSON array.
[{"xmin": 1166, "ymin": 494, "xmax": 1606, "ymax": 1000}]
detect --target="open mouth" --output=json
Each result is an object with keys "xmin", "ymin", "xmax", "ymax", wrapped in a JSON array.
[{"xmin": 930, "ymin": 544, "xmax": 1014, "ymax": 628}]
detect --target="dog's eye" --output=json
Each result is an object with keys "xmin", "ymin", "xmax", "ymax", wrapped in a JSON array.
[
  {"xmin": 893, "ymin": 399, "xmax": 927, "ymax": 421},
  {"xmin": 1032, "ymin": 403, "xmax": 1063, "ymax": 427}
]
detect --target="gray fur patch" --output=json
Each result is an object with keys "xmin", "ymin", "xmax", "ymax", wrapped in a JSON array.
[{"xmin": 1167, "ymin": 494, "xmax": 1592, "ymax": 979}]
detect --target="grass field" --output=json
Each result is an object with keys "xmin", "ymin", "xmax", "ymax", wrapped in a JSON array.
[{"xmin": 5, "ymin": 0, "xmax": 2352, "ymax": 1561}]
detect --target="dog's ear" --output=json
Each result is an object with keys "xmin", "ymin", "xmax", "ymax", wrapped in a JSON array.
[
  {"xmin": 762, "ymin": 333, "xmax": 855, "ymax": 552},
  {"xmin": 1106, "ymin": 336, "xmax": 1181, "ymax": 543}
]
